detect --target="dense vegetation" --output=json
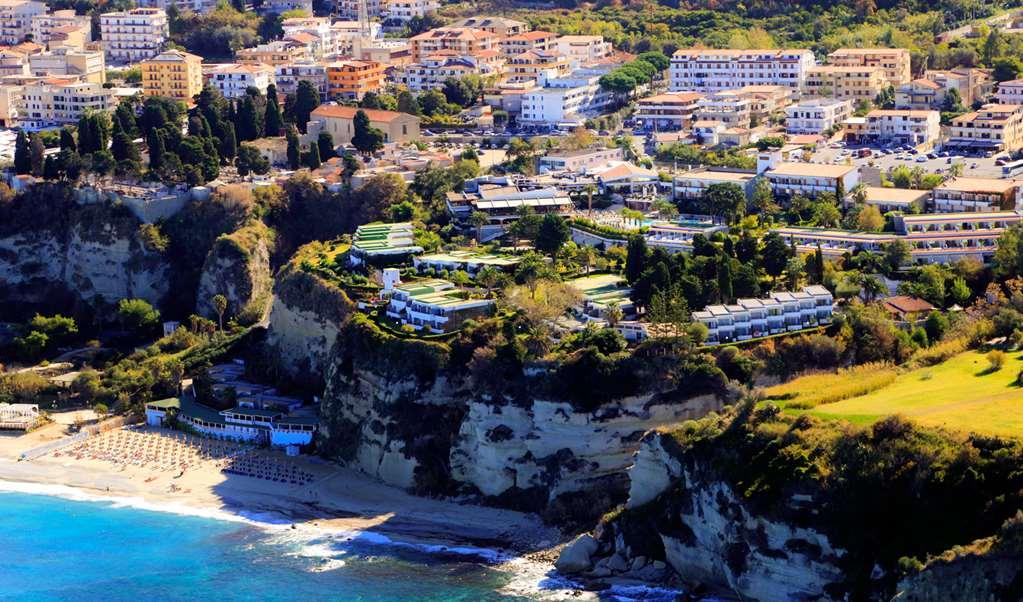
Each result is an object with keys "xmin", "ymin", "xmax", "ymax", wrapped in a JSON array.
[{"xmin": 657, "ymin": 400, "xmax": 1023, "ymax": 598}]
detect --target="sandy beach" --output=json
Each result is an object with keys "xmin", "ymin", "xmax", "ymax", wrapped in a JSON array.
[{"xmin": 0, "ymin": 419, "xmax": 562, "ymax": 560}]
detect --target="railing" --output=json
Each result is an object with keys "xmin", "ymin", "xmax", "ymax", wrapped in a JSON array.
[{"xmin": 19, "ymin": 431, "xmax": 88, "ymax": 461}]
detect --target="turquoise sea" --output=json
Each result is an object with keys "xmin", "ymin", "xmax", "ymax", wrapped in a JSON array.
[{"xmin": 0, "ymin": 486, "xmax": 686, "ymax": 602}]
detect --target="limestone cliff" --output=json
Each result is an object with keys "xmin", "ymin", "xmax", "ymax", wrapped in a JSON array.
[
  {"xmin": 317, "ymin": 314, "xmax": 727, "ymax": 521},
  {"xmin": 196, "ymin": 222, "xmax": 275, "ymax": 325},
  {"xmin": 895, "ymin": 514, "xmax": 1023, "ymax": 602},
  {"xmin": 0, "ymin": 185, "xmax": 171, "ymax": 313},
  {"xmin": 577, "ymin": 432, "xmax": 847, "ymax": 600},
  {"xmin": 264, "ymin": 243, "xmax": 356, "ymax": 386}
]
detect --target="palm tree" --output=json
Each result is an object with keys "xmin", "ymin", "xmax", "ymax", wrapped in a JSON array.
[
  {"xmin": 585, "ymin": 183, "xmax": 596, "ymax": 217},
  {"xmin": 576, "ymin": 245, "xmax": 596, "ymax": 274},
  {"xmin": 469, "ymin": 211, "xmax": 489, "ymax": 243},
  {"xmin": 212, "ymin": 294, "xmax": 228, "ymax": 331},
  {"xmin": 605, "ymin": 301, "xmax": 623, "ymax": 328}
]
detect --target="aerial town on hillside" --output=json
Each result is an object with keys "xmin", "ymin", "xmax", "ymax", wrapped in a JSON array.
[{"xmin": 5, "ymin": 0, "xmax": 1023, "ymax": 409}]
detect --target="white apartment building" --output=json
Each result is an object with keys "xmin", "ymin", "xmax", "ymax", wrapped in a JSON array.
[
  {"xmin": 996, "ymin": 80, "xmax": 1023, "ymax": 105},
  {"xmin": 204, "ymin": 63, "xmax": 275, "ymax": 98},
  {"xmin": 393, "ymin": 53, "xmax": 499, "ymax": 92},
  {"xmin": 19, "ymin": 78, "xmax": 114, "ymax": 128},
  {"xmin": 692, "ymin": 285, "xmax": 833, "ymax": 344},
  {"xmin": 634, "ymin": 91, "xmax": 703, "ymax": 131},
  {"xmin": 275, "ymin": 62, "xmax": 328, "ymax": 98},
  {"xmin": 556, "ymin": 35, "xmax": 612, "ymax": 65},
  {"xmin": 28, "ymin": 48, "xmax": 105, "ymax": 84},
  {"xmin": 947, "ymin": 104, "xmax": 1023, "ymax": 152},
  {"xmin": 827, "ymin": 48, "xmax": 912, "ymax": 86},
  {"xmin": 0, "ymin": 0, "xmax": 46, "ymax": 45},
  {"xmin": 262, "ymin": 0, "xmax": 313, "ymax": 14},
  {"xmin": 31, "ymin": 9, "xmax": 91, "ymax": 46},
  {"xmin": 696, "ymin": 90, "xmax": 752, "ymax": 128},
  {"xmin": 137, "ymin": 0, "xmax": 218, "ymax": 12},
  {"xmin": 518, "ymin": 70, "xmax": 613, "ymax": 127},
  {"xmin": 765, "ymin": 160, "xmax": 859, "ymax": 199},
  {"xmin": 500, "ymin": 31, "xmax": 558, "ymax": 58},
  {"xmin": 864, "ymin": 109, "xmax": 940, "ymax": 145},
  {"xmin": 669, "ymin": 48, "xmax": 816, "ymax": 93},
  {"xmin": 785, "ymin": 98, "xmax": 852, "ymax": 135},
  {"xmin": 384, "ymin": 0, "xmax": 440, "ymax": 22},
  {"xmin": 409, "ymin": 27, "xmax": 498, "ymax": 62},
  {"xmin": 672, "ymin": 168, "xmax": 757, "ymax": 201},
  {"xmin": 932, "ymin": 177, "xmax": 1022, "ymax": 213},
  {"xmin": 0, "ymin": 50, "xmax": 28, "ymax": 77},
  {"xmin": 99, "ymin": 8, "xmax": 169, "ymax": 64}
]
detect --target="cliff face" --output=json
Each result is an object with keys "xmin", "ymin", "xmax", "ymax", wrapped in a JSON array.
[
  {"xmin": 196, "ymin": 223, "xmax": 275, "ymax": 324},
  {"xmin": 264, "ymin": 246, "xmax": 355, "ymax": 387},
  {"xmin": 895, "ymin": 515, "xmax": 1023, "ymax": 602},
  {"xmin": 317, "ymin": 316, "xmax": 726, "ymax": 519},
  {"xmin": 0, "ymin": 196, "xmax": 171, "ymax": 311}
]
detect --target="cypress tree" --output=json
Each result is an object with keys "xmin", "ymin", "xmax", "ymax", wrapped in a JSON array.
[
  {"xmin": 29, "ymin": 133, "xmax": 45, "ymax": 177},
  {"xmin": 317, "ymin": 130, "xmax": 334, "ymax": 161},
  {"xmin": 14, "ymin": 130, "xmax": 31, "ymax": 174},
  {"xmin": 293, "ymin": 80, "xmax": 320, "ymax": 133},
  {"xmin": 718, "ymin": 258, "xmax": 733, "ymax": 304},
  {"xmin": 59, "ymin": 127, "xmax": 76, "ymax": 152},
  {"xmin": 303, "ymin": 143, "xmax": 321, "ymax": 170},
  {"xmin": 285, "ymin": 127, "xmax": 300, "ymax": 170},
  {"xmin": 147, "ymin": 129, "xmax": 166, "ymax": 171},
  {"xmin": 264, "ymin": 84, "xmax": 283, "ymax": 137}
]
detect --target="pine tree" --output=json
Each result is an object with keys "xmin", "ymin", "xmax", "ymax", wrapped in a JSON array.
[
  {"xmin": 264, "ymin": 83, "xmax": 283, "ymax": 136},
  {"xmin": 235, "ymin": 95, "xmax": 262, "ymax": 141},
  {"xmin": 14, "ymin": 130, "xmax": 31, "ymax": 175},
  {"xmin": 111, "ymin": 130, "xmax": 140, "ymax": 163},
  {"xmin": 285, "ymin": 126, "xmax": 300, "ymax": 170},
  {"xmin": 114, "ymin": 102, "xmax": 138, "ymax": 138},
  {"xmin": 29, "ymin": 133, "xmax": 45, "ymax": 177},
  {"xmin": 218, "ymin": 123, "xmax": 237, "ymax": 161},
  {"xmin": 396, "ymin": 90, "xmax": 421, "ymax": 116}
]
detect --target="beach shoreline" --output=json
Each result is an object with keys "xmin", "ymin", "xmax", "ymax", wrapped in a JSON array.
[{"xmin": 0, "ymin": 423, "xmax": 563, "ymax": 568}]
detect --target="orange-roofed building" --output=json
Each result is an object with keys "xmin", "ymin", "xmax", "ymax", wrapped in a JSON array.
[
  {"xmin": 140, "ymin": 49, "xmax": 202, "ymax": 104},
  {"xmin": 635, "ymin": 91, "xmax": 703, "ymax": 131},
  {"xmin": 310, "ymin": 104, "xmax": 420, "ymax": 146},
  {"xmin": 325, "ymin": 60, "xmax": 385, "ymax": 101},
  {"xmin": 499, "ymin": 30, "xmax": 557, "ymax": 58},
  {"xmin": 409, "ymin": 27, "xmax": 498, "ymax": 62}
]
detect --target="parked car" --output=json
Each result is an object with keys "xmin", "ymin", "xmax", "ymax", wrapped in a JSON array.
[{"xmin": 916, "ymin": 156, "xmax": 927, "ymax": 163}]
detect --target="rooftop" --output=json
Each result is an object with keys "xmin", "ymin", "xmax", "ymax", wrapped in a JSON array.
[
  {"xmin": 310, "ymin": 104, "xmax": 413, "ymax": 123},
  {"xmin": 937, "ymin": 177, "xmax": 1020, "ymax": 194},
  {"xmin": 768, "ymin": 162, "xmax": 856, "ymax": 178}
]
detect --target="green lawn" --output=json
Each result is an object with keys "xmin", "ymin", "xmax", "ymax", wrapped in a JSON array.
[{"xmin": 801, "ymin": 351, "xmax": 1023, "ymax": 438}]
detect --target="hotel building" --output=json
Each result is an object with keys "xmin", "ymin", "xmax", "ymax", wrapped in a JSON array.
[
  {"xmin": 27, "ymin": 48, "xmax": 105, "ymax": 84},
  {"xmin": 996, "ymin": 80, "xmax": 1023, "ymax": 105},
  {"xmin": 386, "ymin": 278, "xmax": 495, "ymax": 334},
  {"xmin": 785, "ymin": 98, "xmax": 853, "ymax": 135},
  {"xmin": 518, "ymin": 70, "xmax": 613, "ymax": 127},
  {"xmin": 325, "ymin": 60, "xmax": 384, "ymax": 100},
  {"xmin": 409, "ymin": 27, "xmax": 498, "ymax": 62},
  {"xmin": 275, "ymin": 62, "xmax": 328, "ymax": 98},
  {"xmin": 384, "ymin": 0, "xmax": 441, "ymax": 22},
  {"xmin": 947, "ymin": 104, "xmax": 1023, "ymax": 152},
  {"xmin": 826, "ymin": 48, "xmax": 912, "ymax": 86},
  {"xmin": 204, "ymin": 62, "xmax": 275, "ymax": 98},
  {"xmin": 864, "ymin": 109, "xmax": 940, "ymax": 145},
  {"xmin": 669, "ymin": 48, "xmax": 816, "ymax": 93},
  {"xmin": 931, "ymin": 177, "xmax": 1021, "ymax": 213},
  {"xmin": 672, "ymin": 168, "xmax": 757, "ymax": 202},
  {"xmin": 30, "ymin": 9, "xmax": 91, "ymax": 48},
  {"xmin": 451, "ymin": 16, "xmax": 529, "ymax": 38},
  {"xmin": 805, "ymin": 65, "xmax": 887, "ymax": 101},
  {"xmin": 555, "ymin": 35, "xmax": 612, "ymax": 64},
  {"xmin": 0, "ymin": 0, "xmax": 47, "ymax": 45},
  {"xmin": 634, "ymin": 92, "xmax": 703, "ymax": 131},
  {"xmin": 236, "ymin": 40, "xmax": 310, "ymax": 66},
  {"xmin": 140, "ymin": 49, "xmax": 203, "ymax": 104},
  {"xmin": 500, "ymin": 30, "xmax": 558, "ymax": 58},
  {"xmin": 507, "ymin": 49, "xmax": 571, "ymax": 82},
  {"xmin": 393, "ymin": 51, "xmax": 502, "ymax": 92},
  {"xmin": 692, "ymin": 285, "xmax": 833, "ymax": 344},
  {"xmin": 765, "ymin": 161, "xmax": 859, "ymax": 199},
  {"xmin": 773, "ymin": 211, "xmax": 1023, "ymax": 265},
  {"xmin": 19, "ymin": 78, "xmax": 114, "ymax": 128},
  {"xmin": 99, "ymin": 8, "xmax": 168, "ymax": 64}
]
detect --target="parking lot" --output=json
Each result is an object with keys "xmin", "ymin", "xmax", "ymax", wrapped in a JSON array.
[{"xmin": 812, "ymin": 143, "xmax": 1003, "ymax": 179}]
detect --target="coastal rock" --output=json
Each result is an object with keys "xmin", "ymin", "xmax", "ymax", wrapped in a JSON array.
[
  {"xmin": 585, "ymin": 432, "xmax": 848, "ymax": 601},
  {"xmin": 0, "ymin": 192, "xmax": 171, "ymax": 312},
  {"xmin": 555, "ymin": 534, "xmax": 599, "ymax": 573},
  {"xmin": 264, "ymin": 245, "xmax": 355, "ymax": 386},
  {"xmin": 196, "ymin": 223, "xmax": 274, "ymax": 325}
]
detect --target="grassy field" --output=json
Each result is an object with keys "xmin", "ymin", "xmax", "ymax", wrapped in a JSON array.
[{"xmin": 773, "ymin": 351, "xmax": 1023, "ymax": 438}]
